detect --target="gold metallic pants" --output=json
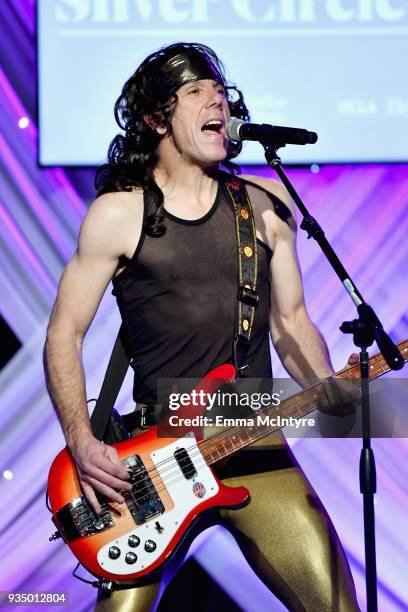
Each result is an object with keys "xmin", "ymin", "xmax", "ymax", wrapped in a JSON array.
[{"xmin": 94, "ymin": 436, "xmax": 359, "ymax": 612}]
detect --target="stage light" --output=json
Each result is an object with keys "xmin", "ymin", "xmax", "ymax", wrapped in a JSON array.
[
  {"xmin": 311, "ymin": 163, "xmax": 320, "ymax": 173},
  {"xmin": 3, "ymin": 470, "xmax": 13, "ymax": 480},
  {"xmin": 18, "ymin": 117, "xmax": 29, "ymax": 129}
]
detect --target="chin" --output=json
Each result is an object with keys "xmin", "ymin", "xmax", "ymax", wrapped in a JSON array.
[
  {"xmin": 191, "ymin": 145, "xmax": 228, "ymax": 168},
  {"xmin": 205, "ymin": 149, "xmax": 228, "ymax": 165}
]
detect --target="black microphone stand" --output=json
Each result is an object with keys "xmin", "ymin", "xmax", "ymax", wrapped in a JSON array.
[{"xmin": 261, "ymin": 140, "xmax": 404, "ymax": 612}]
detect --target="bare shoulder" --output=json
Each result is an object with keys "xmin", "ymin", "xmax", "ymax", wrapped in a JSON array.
[
  {"xmin": 84, "ymin": 189, "xmax": 143, "ymax": 227},
  {"xmin": 79, "ymin": 189, "xmax": 144, "ymax": 259},
  {"xmin": 238, "ymin": 174, "xmax": 293, "ymax": 211},
  {"xmin": 238, "ymin": 173, "xmax": 296, "ymax": 237}
]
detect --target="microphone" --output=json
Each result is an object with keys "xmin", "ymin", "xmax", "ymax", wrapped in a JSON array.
[{"xmin": 226, "ymin": 117, "xmax": 318, "ymax": 146}]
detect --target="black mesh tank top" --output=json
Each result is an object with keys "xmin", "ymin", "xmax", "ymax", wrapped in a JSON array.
[{"xmin": 112, "ymin": 177, "xmax": 273, "ymax": 403}]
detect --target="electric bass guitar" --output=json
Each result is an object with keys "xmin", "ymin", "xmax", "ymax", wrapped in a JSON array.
[{"xmin": 48, "ymin": 340, "xmax": 407, "ymax": 583}]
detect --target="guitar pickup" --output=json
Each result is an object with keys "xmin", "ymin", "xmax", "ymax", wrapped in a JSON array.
[
  {"xmin": 123, "ymin": 455, "xmax": 164, "ymax": 525},
  {"xmin": 174, "ymin": 448, "xmax": 197, "ymax": 480}
]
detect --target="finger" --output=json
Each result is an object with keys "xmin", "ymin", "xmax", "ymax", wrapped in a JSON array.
[
  {"xmin": 89, "ymin": 449, "xmax": 132, "ymax": 484},
  {"xmin": 85, "ymin": 476, "xmax": 126, "ymax": 505},
  {"xmin": 81, "ymin": 480, "xmax": 102, "ymax": 515},
  {"xmin": 93, "ymin": 456, "xmax": 131, "ymax": 483},
  {"xmin": 79, "ymin": 444, "xmax": 131, "ymax": 481},
  {"xmin": 91, "ymin": 444, "xmax": 130, "ymax": 480},
  {"xmin": 348, "ymin": 353, "xmax": 359, "ymax": 365},
  {"xmin": 83, "ymin": 465, "xmax": 133, "ymax": 492},
  {"xmin": 103, "ymin": 449, "xmax": 132, "ymax": 480},
  {"xmin": 319, "ymin": 380, "xmax": 357, "ymax": 416}
]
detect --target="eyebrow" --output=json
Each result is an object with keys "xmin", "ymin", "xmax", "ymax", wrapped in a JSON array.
[
  {"xmin": 185, "ymin": 80, "xmax": 224, "ymax": 89},
  {"xmin": 181, "ymin": 81, "xmax": 226, "ymax": 96}
]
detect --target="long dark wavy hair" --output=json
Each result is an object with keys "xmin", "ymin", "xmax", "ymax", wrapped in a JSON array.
[{"xmin": 94, "ymin": 42, "xmax": 250, "ymax": 236}]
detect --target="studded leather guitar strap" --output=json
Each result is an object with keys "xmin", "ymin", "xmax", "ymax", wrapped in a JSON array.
[{"xmin": 222, "ymin": 173, "xmax": 259, "ymax": 376}]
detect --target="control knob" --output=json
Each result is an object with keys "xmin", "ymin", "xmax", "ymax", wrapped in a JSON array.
[
  {"xmin": 108, "ymin": 546, "xmax": 121, "ymax": 559},
  {"xmin": 128, "ymin": 535, "xmax": 140, "ymax": 548},
  {"xmin": 144, "ymin": 540, "xmax": 157, "ymax": 553},
  {"xmin": 125, "ymin": 552, "xmax": 137, "ymax": 564}
]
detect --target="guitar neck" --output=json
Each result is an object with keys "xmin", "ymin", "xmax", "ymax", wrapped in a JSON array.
[{"xmin": 200, "ymin": 340, "xmax": 408, "ymax": 466}]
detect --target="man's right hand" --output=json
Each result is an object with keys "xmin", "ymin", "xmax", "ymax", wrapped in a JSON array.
[{"xmin": 71, "ymin": 436, "xmax": 133, "ymax": 515}]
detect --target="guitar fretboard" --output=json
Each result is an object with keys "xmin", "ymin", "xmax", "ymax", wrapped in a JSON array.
[{"xmin": 199, "ymin": 340, "xmax": 408, "ymax": 465}]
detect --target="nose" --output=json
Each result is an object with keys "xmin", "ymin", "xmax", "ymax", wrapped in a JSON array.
[{"xmin": 205, "ymin": 86, "xmax": 224, "ymax": 108}]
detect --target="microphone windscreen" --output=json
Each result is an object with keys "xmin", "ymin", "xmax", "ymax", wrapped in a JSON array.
[{"xmin": 226, "ymin": 117, "xmax": 245, "ymax": 141}]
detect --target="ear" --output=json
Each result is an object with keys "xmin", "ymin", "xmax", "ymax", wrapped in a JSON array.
[{"xmin": 143, "ymin": 114, "xmax": 168, "ymax": 136}]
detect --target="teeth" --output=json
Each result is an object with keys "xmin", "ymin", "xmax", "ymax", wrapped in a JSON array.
[{"xmin": 202, "ymin": 120, "xmax": 223, "ymax": 132}]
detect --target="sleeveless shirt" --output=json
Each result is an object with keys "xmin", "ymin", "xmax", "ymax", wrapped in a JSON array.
[{"xmin": 111, "ymin": 177, "xmax": 273, "ymax": 404}]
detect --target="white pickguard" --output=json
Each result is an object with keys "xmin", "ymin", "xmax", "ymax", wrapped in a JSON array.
[{"xmin": 97, "ymin": 432, "xmax": 219, "ymax": 575}]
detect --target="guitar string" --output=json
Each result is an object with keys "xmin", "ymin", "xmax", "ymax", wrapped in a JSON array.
[
  {"xmin": 154, "ymin": 343, "xmax": 407, "ymax": 482},
  {"xmin": 127, "ymin": 355, "xmax": 404, "ymax": 506},
  {"xmin": 118, "ymin": 379, "xmax": 332, "ymax": 495},
  {"xmin": 119, "ymin": 397, "xmax": 352, "ymax": 505},
  {"xmin": 122, "ymin": 369, "xmax": 361, "ymax": 479},
  {"xmin": 119, "ymin": 362, "xmax": 370, "ymax": 484},
  {"xmin": 105, "ymin": 361, "xmax": 394, "ymax": 507},
  {"xmin": 95, "ymin": 357, "xmax": 392, "ymax": 510},
  {"xmin": 103, "ymin": 417, "xmax": 289, "ymax": 508},
  {"xmin": 87, "ymin": 349, "xmax": 405, "ymax": 511}
]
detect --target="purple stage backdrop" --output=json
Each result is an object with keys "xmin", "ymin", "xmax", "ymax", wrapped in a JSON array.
[{"xmin": 0, "ymin": 2, "xmax": 407, "ymax": 611}]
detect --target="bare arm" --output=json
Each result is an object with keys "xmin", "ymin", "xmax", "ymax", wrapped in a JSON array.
[
  {"xmin": 269, "ymin": 193, "xmax": 334, "ymax": 386},
  {"xmin": 44, "ymin": 192, "xmax": 142, "ymax": 512},
  {"xmin": 241, "ymin": 175, "xmax": 334, "ymax": 387}
]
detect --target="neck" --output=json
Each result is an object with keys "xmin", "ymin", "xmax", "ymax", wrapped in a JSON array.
[
  {"xmin": 154, "ymin": 151, "xmax": 220, "ymax": 208},
  {"xmin": 198, "ymin": 338, "xmax": 408, "ymax": 466}
]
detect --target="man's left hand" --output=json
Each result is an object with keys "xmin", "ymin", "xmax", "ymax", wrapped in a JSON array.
[
  {"xmin": 346, "ymin": 353, "xmax": 359, "ymax": 367},
  {"xmin": 317, "ymin": 352, "xmax": 360, "ymax": 419}
]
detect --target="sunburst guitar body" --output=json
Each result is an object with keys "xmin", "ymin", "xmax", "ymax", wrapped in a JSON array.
[{"xmin": 48, "ymin": 342, "xmax": 408, "ymax": 583}]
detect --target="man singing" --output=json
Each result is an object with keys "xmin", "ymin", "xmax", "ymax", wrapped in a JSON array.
[{"xmin": 44, "ymin": 42, "xmax": 360, "ymax": 611}]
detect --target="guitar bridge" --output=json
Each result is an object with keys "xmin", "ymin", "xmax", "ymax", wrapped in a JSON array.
[
  {"xmin": 56, "ymin": 496, "xmax": 114, "ymax": 542},
  {"xmin": 124, "ymin": 455, "xmax": 164, "ymax": 525}
]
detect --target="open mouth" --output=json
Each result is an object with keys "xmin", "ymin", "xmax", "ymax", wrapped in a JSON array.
[{"xmin": 201, "ymin": 120, "xmax": 224, "ymax": 136}]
